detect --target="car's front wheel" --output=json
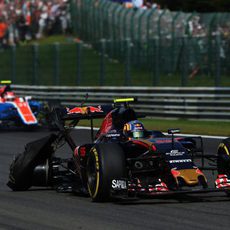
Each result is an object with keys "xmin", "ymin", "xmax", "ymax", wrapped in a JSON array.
[
  {"xmin": 217, "ymin": 138, "xmax": 230, "ymax": 196},
  {"xmin": 217, "ymin": 138, "xmax": 230, "ymax": 174},
  {"xmin": 86, "ymin": 143, "xmax": 126, "ymax": 202}
]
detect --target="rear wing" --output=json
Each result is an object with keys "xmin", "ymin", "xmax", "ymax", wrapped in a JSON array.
[
  {"xmin": 51, "ymin": 97, "xmax": 142, "ymax": 133},
  {"xmin": 57, "ymin": 97, "xmax": 140, "ymax": 121},
  {"xmin": 61, "ymin": 104, "xmax": 113, "ymax": 121}
]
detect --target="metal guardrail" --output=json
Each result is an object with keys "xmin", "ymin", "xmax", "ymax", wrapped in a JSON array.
[{"xmin": 13, "ymin": 85, "xmax": 230, "ymax": 120}]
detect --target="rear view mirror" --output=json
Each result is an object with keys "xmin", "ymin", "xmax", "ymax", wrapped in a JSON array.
[{"xmin": 168, "ymin": 129, "xmax": 180, "ymax": 135}]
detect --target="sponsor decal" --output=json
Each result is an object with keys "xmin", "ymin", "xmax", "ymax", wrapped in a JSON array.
[
  {"xmin": 93, "ymin": 148, "xmax": 99, "ymax": 170},
  {"xmin": 169, "ymin": 159, "xmax": 192, "ymax": 163},
  {"xmin": 134, "ymin": 125, "xmax": 144, "ymax": 130},
  {"xmin": 8, "ymin": 101, "xmax": 37, "ymax": 124},
  {"xmin": 67, "ymin": 106, "xmax": 103, "ymax": 115},
  {"xmin": 92, "ymin": 148, "xmax": 99, "ymax": 170},
  {"xmin": 88, "ymin": 106, "xmax": 103, "ymax": 113},
  {"xmin": 112, "ymin": 180, "xmax": 127, "ymax": 190},
  {"xmin": 155, "ymin": 139, "xmax": 172, "ymax": 143},
  {"xmin": 106, "ymin": 133, "xmax": 121, "ymax": 138},
  {"xmin": 166, "ymin": 149, "xmax": 185, "ymax": 156}
]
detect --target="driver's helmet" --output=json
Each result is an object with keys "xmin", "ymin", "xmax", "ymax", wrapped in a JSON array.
[
  {"xmin": 4, "ymin": 91, "xmax": 15, "ymax": 101},
  {"xmin": 123, "ymin": 120, "xmax": 145, "ymax": 139}
]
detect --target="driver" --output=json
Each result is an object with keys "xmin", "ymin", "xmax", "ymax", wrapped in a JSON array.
[
  {"xmin": 4, "ymin": 91, "xmax": 16, "ymax": 101},
  {"xmin": 123, "ymin": 120, "xmax": 146, "ymax": 139}
]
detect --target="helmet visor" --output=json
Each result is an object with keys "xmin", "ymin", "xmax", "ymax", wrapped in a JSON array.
[{"xmin": 132, "ymin": 131, "xmax": 144, "ymax": 138}]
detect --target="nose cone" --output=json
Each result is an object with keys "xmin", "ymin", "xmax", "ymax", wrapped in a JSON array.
[{"xmin": 171, "ymin": 168, "xmax": 207, "ymax": 187}]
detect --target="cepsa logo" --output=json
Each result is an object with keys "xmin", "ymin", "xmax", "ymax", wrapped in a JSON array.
[{"xmin": 67, "ymin": 106, "xmax": 103, "ymax": 114}]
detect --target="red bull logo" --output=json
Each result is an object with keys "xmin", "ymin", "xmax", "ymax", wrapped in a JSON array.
[
  {"xmin": 88, "ymin": 106, "xmax": 103, "ymax": 113},
  {"xmin": 67, "ymin": 106, "xmax": 103, "ymax": 114}
]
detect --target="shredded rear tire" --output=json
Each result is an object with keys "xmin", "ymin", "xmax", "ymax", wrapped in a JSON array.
[{"xmin": 7, "ymin": 134, "xmax": 58, "ymax": 191}]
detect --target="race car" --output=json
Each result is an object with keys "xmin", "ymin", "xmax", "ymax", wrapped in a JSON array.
[
  {"xmin": 7, "ymin": 98, "xmax": 230, "ymax": 202},
  {"xmin": 0, "ymin": 80, "xmax": 43, "ymax": 129}
]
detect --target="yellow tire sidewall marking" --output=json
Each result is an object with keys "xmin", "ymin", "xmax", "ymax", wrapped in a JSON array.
[
  {"xmin": 219, "ymin": 143, "xmax": 230, "ymax": 156},
  {"xmin": 224, "ymin": 145, "xmax": 230, "ymax": 156},
  {"xmin": 88, "ymin": 147, "xmax": 100, "ymax": 198}
]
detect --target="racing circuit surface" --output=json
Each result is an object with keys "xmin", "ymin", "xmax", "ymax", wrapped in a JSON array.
[{"xmin": 0, "ymin": 129, "xmax": 230, "ymax": 230}]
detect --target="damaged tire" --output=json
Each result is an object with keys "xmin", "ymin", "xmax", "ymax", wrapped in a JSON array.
[{"xmin": 7, "ymin": 134, "xmax": 58, "ymax": 191}]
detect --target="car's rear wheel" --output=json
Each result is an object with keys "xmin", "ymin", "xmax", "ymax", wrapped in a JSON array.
[
  {"xmin": 7, "ymin": 134, "xmax": 57, "ymax": 191},
  {"xmin": 86, "ymin": 143, "xmax": 126, "ymax": 202}
]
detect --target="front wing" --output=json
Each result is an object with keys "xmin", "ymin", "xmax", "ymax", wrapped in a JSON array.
[{"xmin": 111, "ymin": 186, "xmax": 230, "ymax": 199}]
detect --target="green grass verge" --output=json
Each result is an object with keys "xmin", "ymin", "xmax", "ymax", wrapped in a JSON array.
[
  {"xmin": 0, "ymin": 35, "xmax": 230, "ymax": 87},
  {"xmin": 78, "ymin": 118, "xmax": 230, "ymax": 137}
]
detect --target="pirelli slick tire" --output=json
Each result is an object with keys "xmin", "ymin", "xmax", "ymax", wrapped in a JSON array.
[
  {"xmin": 7, "ymin": 134, "xmax": 57, "ymax": 191},
  {"xmin": 86, "ymin": 143, "xmax": 126, "ymax": 202},
  {"xmin": 217, "ymin": 138, "xmax": 230, "ymax": 176}
]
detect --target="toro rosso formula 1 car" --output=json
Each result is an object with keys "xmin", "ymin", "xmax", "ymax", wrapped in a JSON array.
[
  {"xmin": 7, "ymin": 98, "xmax": 230, "ymax": 202},
  {"xmin": 0, "ymin": 81, "xmax": 43, "ymax": 129}
]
